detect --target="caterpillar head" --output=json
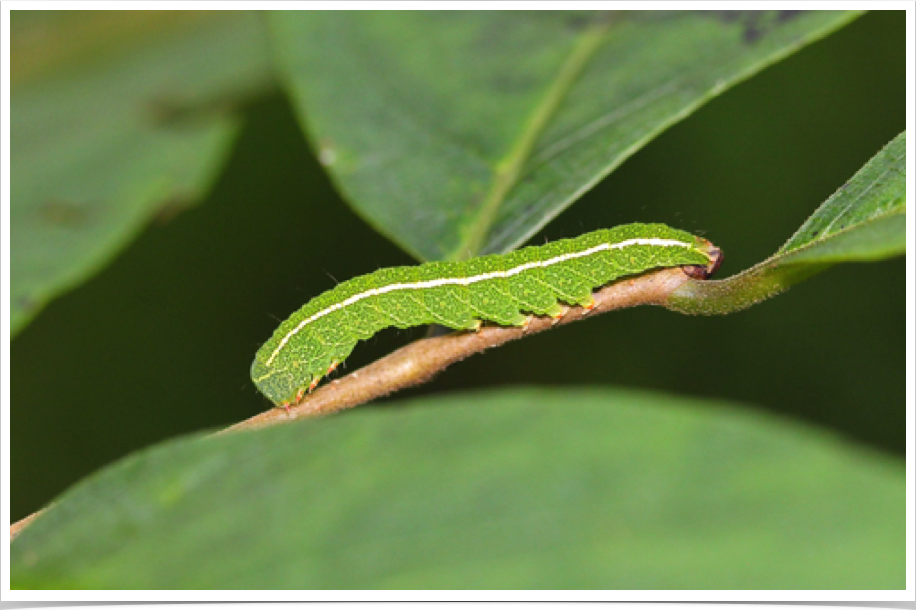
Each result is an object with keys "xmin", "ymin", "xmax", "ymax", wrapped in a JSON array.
[{"xmin": 682, "ymin": 238, "xmax": 723, "ymax": 279}]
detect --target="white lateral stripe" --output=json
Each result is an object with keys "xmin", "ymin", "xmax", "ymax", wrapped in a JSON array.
[{"xmin": 266, "ymin": 238, "xmax": 693, "ymax": 365}]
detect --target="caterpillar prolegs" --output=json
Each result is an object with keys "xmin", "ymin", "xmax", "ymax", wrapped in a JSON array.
[{"xmin": 251, "ymin": 223, "xmax": 721, "ymax": 406}]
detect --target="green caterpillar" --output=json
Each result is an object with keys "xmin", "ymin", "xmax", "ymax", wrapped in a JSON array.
[{"xmin": 252, "ymin": 223, "xmax": 720, "ymax": 407}]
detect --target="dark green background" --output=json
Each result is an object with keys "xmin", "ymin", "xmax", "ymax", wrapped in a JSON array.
[{"xmin": 12, "ymin": 11, "xmax": 904, "ymax": 521}]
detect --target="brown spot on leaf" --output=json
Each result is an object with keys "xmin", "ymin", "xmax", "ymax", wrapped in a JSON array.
[
  {"xmin": 152, "ymin": 193, "xmax": 195, "ymax": 224},
  {"xmin": 39, "ymin": 200, "xmax": 90, "ymax": 226},
  {"xmin": 145, "ymin": 93, "xmax": 243, "ymax": 128},
  {"xmin": 707, "ymin": 10, "xmax": 807, "ymax": 44},
  {"xmin": 17, "ymin": 294, "xmax": 38, "ymax": 313}
]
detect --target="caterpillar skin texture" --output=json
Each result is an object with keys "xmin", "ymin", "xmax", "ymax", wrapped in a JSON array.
[{"xmin": 252, "ymin": 223, "xmax": 715, "ymax": 406}]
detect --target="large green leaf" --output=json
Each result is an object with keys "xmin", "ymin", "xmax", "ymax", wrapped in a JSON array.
[
  {"xmin": 11, "ymin": 388, "xmax": 903, "ymax": 589},
  {"xmin": 10, "ymin": 11, "xmax": 274, "ymax": 336},
  {"xmin": 271, "ymin": 11, "xmax": 859, "ymax": 261},
  {"xmin": 669, "ymin": 132, "xmax": 905, "ymax": 314}
]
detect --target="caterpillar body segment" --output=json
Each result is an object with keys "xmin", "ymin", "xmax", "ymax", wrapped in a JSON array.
[{"xmin": 251, "ymin": 223, "xmax": 717, "ymax": 406}]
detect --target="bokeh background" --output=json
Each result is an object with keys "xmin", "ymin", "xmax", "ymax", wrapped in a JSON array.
[{"xmin": 12, "ymin": 11, "xmax": 904, "ymax": 522}]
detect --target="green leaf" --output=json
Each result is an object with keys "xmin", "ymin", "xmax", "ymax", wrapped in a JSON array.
[
  {"xmin": 10, "ymin": 11, "xmax": 274, "ymax": 336},
  {"xmin": 11, "ymin": 388, "xmax": 903, "ymax": 589},
  {"xmin": 270, "ymin": 11, "xmax": 859, "ymax": 261},
  {"xmin": 669, "ymin": 131, "xmax": 905, "ymax": 314}
]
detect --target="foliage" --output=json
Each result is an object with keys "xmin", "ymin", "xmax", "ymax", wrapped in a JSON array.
[
  {"xmin": 11, "ymin": 389, "xmax": 904, "ymax": 589},
  {"xmin": 9, "ymin": 10, "xmax": 905, "ymax": 589}
]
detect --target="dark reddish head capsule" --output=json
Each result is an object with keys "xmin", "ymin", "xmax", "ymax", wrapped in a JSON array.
[{"xmin": 683, "ymin": 245, "xmax": 723, "ymax": 279}]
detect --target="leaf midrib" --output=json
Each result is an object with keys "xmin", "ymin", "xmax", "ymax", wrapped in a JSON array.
[{"xmin": 453, "ymin": 19, "xmax": 612, "ymax": 260}]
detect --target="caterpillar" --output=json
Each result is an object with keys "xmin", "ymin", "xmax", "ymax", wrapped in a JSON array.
[{"xmin": 251, "ymin": 223, "xmax": 721, "ymax": 407}]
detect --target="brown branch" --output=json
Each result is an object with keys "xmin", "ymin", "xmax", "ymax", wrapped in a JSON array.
[
  {"xmin": 10, "ymin": 253, "xmax": 721, "ymax": 541},
  {"xmin": 222, "ymin": 263, "xmax": 709, "ymax": 433},
  {"xmin": 10, "ymin": 508, "xmax": 46, "ymax": 541}
]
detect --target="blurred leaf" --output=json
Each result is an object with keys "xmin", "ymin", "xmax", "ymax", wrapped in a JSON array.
[
  {"xmin": 271, "ymin": 11, "xmax": 859, "ymax": 261},
  {"xmin": 11, "ymin": 388, "xmax": 903, "ymax": 589},
  {"xmin": 10, "ymin": 11, "xmax": 274, "ymax": 336},
  {"xmin": 669, "ymin": 132, "xmax": 905, "ymax": 314}
]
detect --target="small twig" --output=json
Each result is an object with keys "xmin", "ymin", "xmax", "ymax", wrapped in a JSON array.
[
  {"xmin": 10, "ymin": 508, "xmax": 46, "ymax": 541},
  {"xmin": 10, "ymin": 258, "xmax": 719, "ymax": 541},
  {"xmin": 222, "ymin": 264, "xmax": 706, "ymax": 433}
]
